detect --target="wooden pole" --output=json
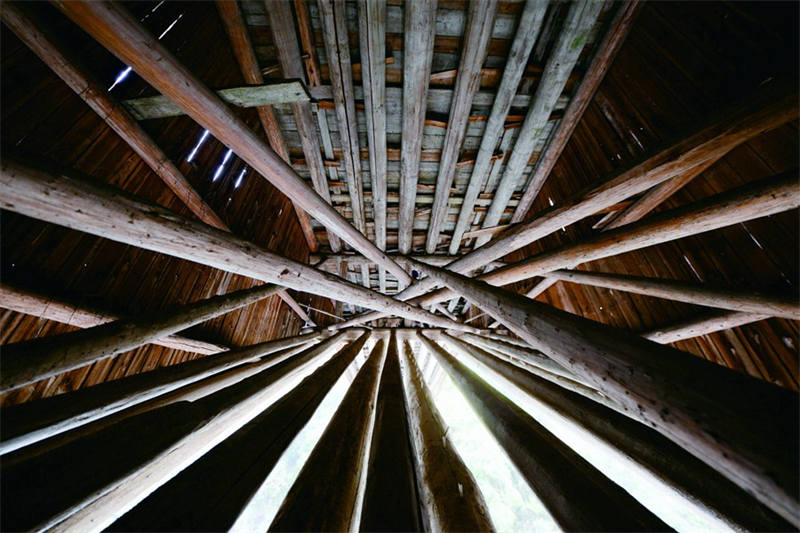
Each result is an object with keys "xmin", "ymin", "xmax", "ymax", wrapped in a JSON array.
[
  {"xmin": 420, "ymin": 332, "xmax": 669, "ymax": 531},
  {"xmin": 643, "ymin": 310, "xmax": 768, "ymax": 344},
  {"xmin": 311, "ymin": 252, "xmax": 507, "ymax": 271},
  {"xmin": 449, "ymin": 0, "xmax": 548, "ymax": 254},
  {"xmin": 398, "ymin": 0, "xmax": 437, "ymax": 255},
  {"xmin": 425, "ymin": 0, "xmax": 499, "ymax": 253},
  {"xmin": 397, "ymin": 334, "xmax": 494, "ymax": 532},
  {"xmin": 0, "ymin": 158, "xmax": 478, "ymax": 333},
  {"xmin": 0, "ymin": 2, "xmax": 227, "ymax": 230},
  {"xmin": 0, "ymin": 283, "xmax": 284, "ymax": 392},
  {"xmin": 360, "ymin": 332, "xmax": 423, "ymax": 532},
  {"xmin": 108, "ymin": 331, "xmax": 371, "ymax": 532},
  {"xmin": 270, "ymin": 336, "xmax": 387, "ymax": 531},
  {"xmin": 0, "ymin": 283, "xmax": 226, "ymax": 355},
  {"xmin": 54, "ymin": 0, "xmax": 411, "ymax": 285},
  {"xmin": 447, "ymin": 332, "xmax": 793, "ymax": 532},
  {"xmin": 0, "ymin": 331, "xmax": 325, "ymax": 455},
  {"xmin": 418, "ymin": 264, "xmax": 800, "ymax": 525}
]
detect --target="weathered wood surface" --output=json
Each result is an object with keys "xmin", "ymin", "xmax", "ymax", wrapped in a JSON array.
[
  {"xmin": 54, "ymin": 0, "xmax": 411, "ymax": 284},
  {"xmin": 0, "ymin": 2, "xmax": 227, "ymax": 231},
  {"xmin": 398, "ymin": 0, "xmax": 437, "ymax": 254},
  {"xmin": 109, "ymin": 332, "xmax": 370, "ymax": 532},
  {"xmin": 2, "ymin": 331, "xmax": 358, "ymax": 532},
  {"xmin": 422, "ymin": 332, "xmax": 669, "ymax": 531},
  {"xmin": 0, "ymin": 283, "xmax": 227, "ymax": 355},
  {"xmin": 425, "ymin": 0, "xmax": 499, "ymax": 253},
  {"xmin": 270, "ymin": 336, "xmax": 387, "ymax": 531},
  {"xmin": 449, "ymin": 0, "xmax": 548, "ymax": 254},
  {"xmin": 0, "ymin": 283, "xmax": 283, "ymax": 392},
  {"xmin": 0, "ymin": 331, "xmax": 324, "ymax": 455},
  {"xmin": 420, "ymin": 264, "xmax": 800, "ymax": 525},
  {"xmin": 511, "ymin": 1, "xmax": 643, "ymax": 222},
  {"xmin": 0, "ymin": 158, "xmax": 477, "ymax": 332},
  {"xmin": 397, "ymin": 333, "xmax": 494, "ymax": 532},
  {"xmin": 643, "ymin": 310, "xmax": 768, "ymax": 345},
  {"xmin": 447, "ymin": 332, "xmax": 793, "ymax": 532}
]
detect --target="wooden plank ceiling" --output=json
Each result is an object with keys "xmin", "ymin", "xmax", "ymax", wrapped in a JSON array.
[{"xmin": 0, "ymin": 0, "xmax": 797, "ymax": 407}]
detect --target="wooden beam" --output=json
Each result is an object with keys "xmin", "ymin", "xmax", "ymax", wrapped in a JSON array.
[
  {"xmin": 643, "ymin": 310, "xmax": 768, "ymax": 344},
  {"xmin": 476, "ymin": 1, "xmax": 603, "ymax": 249},
  {"xmin": 0, "ymin": 283, "xmax": 283, "ymax": 393},
  {"xmin": 449, "ymin": 0, "xmax": 545, "ymax": 255},
  {"xmin": 545, "ymin": 269, "xmax": 800, "ymax": 319},
  {"xmin": 511, "ymin": 1, "xmax": 642, "ymax": 223},
  {"xmin": 397, "ymin": 334, "xmax": 493, "ymax": 532},
  {"xmin": 0, "ymin": 283, "xmax": 226, "ymax": 355},
  {"xmin": 398, "ymin": 0, "xmax": 437, "ymax": 254},
  {"xmin": 0, "ymin": 332, "xmax": 324, "ymax": 455},
  {"xmin": 55, "ymin": 1, "xmax": 412, "ymax": 284},
  {"xmin": 270, "ymin": 336, "xmax": 387, "ymax": 531},
  {"xmin": 266, "ymin": 0, "xmax": 342, "ymax": 252},
  {"xmin": 214, "ymin": 0, "xmax": 318, "ymax": 252},
  {"xmin": 0, "ymin": 2, "xmax": 227, "ymax": 231},
  {"xmin": 425, "ymin": 0, "xmax": 499, "ymax": 253},
  {"xmin": 418, "ymin": 264, "xmax": 800, "ymax": 525},
  {"xmin": 276, "ymin": 290, "xmax": 316, "ymax": 327},
  {"xmin": 2, "ymin": 331, "xmax": 358, "ymax": 532},
  {"xmin": 449, "ymin": 332, "xmax": 793, "ymax": 532},
  {"xmin": 359, "ymin": 0, "xmax": 388, "ymax": 292},
  {"xmin": 420, "ymin": 332, "xmax": 668, "ymax": 531},
  {"xmin": 317, "ymin": 0, "xmax": 367, "ymax": 235},
  {"xmin": 0, "ymin": 158, "xmax": 479, "ymax": 333}
]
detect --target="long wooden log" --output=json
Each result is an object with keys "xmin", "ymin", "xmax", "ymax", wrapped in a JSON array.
[
  {"xmin": 397, "ymin": 334, "xmax": 494, "ymax": 532},
  {"xmin": 546, "ymin": 269, "xmax": 800, "ymax": 319},
  {"xmin": 0, "ymin": 331, "xmax": 324, "ymax": 455},
  {"xmin": 421, "ymin": 332, "xmax": 669, "ymax": 531},
  {"xmin": 360, "ymin": 332, "xmax": 423, "ymax": 531},
  {"xmin": 0, "ymin": 282, "xmax": 283, "ymax": 392},
  {"xmin": 311, "ymin": 252, "xmax": 507, "ymax": 271},
  {"xmin": 511, "ymin": 1, "xmax": 642, "ymax": 222},
  {"xmin": 398, "ymin": 0, "xmax": 437, "ymax": 254},
  {"xmin": 0, "ymin": 158, "xmax": 478, "ymax": 333},
  {"xmin": 107, "ymin": 331, "xmax": 370, "ymax": 532},
  {"xmin": 643, "ymin": 310, "xmax": 768, "ymax": 344},
  {"xmin": 2, "ymin": 331, "xmax": 359, "ymax": 533},
  {"xmin": 270, "ymin": 336, "xmax": 387, "ymax": 531},
  {"xmin": 449, "ymin": 0, "xmax": 548, "ymax": 254},
  {"xmin": 214, "ymin": 0, "xmax": 317, "ymax": 251},
  {"xmin": 54, "ymin": 0, "xmax": 411, "ymax": 284},
  {"xmin": 425, "ymin": 0, "xmax": 499, "ymax": 253},
  {"xmin": 448, "ymin": 332, "xmax": 793, "ymax": 532},
  {"xmin": 0, "ymin": 2, "xmax": 227, "ymax": 231},
  {"xmin": 476, "ymin": 0, "xmax": 603, "ymax": 248},
  {"xmin": 419, "ymin": 264, "xmax": 800, "ymax": 524},
  {"xmin": 0, "ymin": 283, "xmax": 227, "ymax": 355}
]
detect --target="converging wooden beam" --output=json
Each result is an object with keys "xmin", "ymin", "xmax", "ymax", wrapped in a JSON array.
[
  {"xmin": 54, "ymin": 0, "xmax": 411, "ymax": 285},
  {"xmin": 418, "ymin": 264, "xmax": 800, "ymax": 525},
  {"xmin": 642, "ymin": 310, "xmax": 769, "ymax": 344}
]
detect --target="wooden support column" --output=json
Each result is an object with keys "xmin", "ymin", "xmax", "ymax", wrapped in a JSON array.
[
  {"xmin": 0, "ymin": 2, "xmax": 226, "ymax": 230},
  {"xmin": 55, "ymin": 1, "xmax": 413, "ymax": 284},
  {"xmin": 360, "ymin": 332, "xmax": 423, "ymax": 531},
  {"xmin": 449, "ymin": 0, "xmax": 549, "ymax": 254},
  {"xmin": 0, "ymin": 283, "xmax": 227, "ymax": 355},
  {"xmin": 270, "ymin": 336, "xmax": 388, "ymax": 531},
  {"xmin": 0, "ymin": 331, "xmax": 325, "ymax": 455},
  {"xmin": 359, "ymin": 0, "xmax": 388, "ymax": 293},
  {"xmin": 446, "ymin": 332, "xmax": 793, "ymax": 532},
  {"xmin": 214, "ymin": 0, "xmax": 317, "ymax": 251},
  {"xmin": 511, "ymin": 1, "xmax": 642, "ymax": 223},
  {"xmin": 1, "ymin": 331, "xmax": 360, "ymax": 532},
  {"xmin": 476, "ymin": 1, "xmax": 603, "ymax": 248},
  {"xmin": 0, "ymin": 283, "xmax": 283, "ymax": 393},
  {"xmin": 419, "ymin": 332, "xmax": 668, "ymax": 531},
  {"xmin": 425, "ymin": 0, "xmax": 499, "ymax": 253},
  {"xmin": 108, "ymin": 332, "xmax": 370, "ymax": 532},
  {"xmin": 418, "ymin": 264, "xmax": 800, "ymax": 525},
  {"xmin": 0, "ymin": 158, "xmax": 478, "ymax": 333},
  {"xmin": 397, "ymin": 334, "xmax": 493, "ymax": 532},
  {"xmin": 398, "ymin": 0, "xmax": 437, "ymax": 255}
]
